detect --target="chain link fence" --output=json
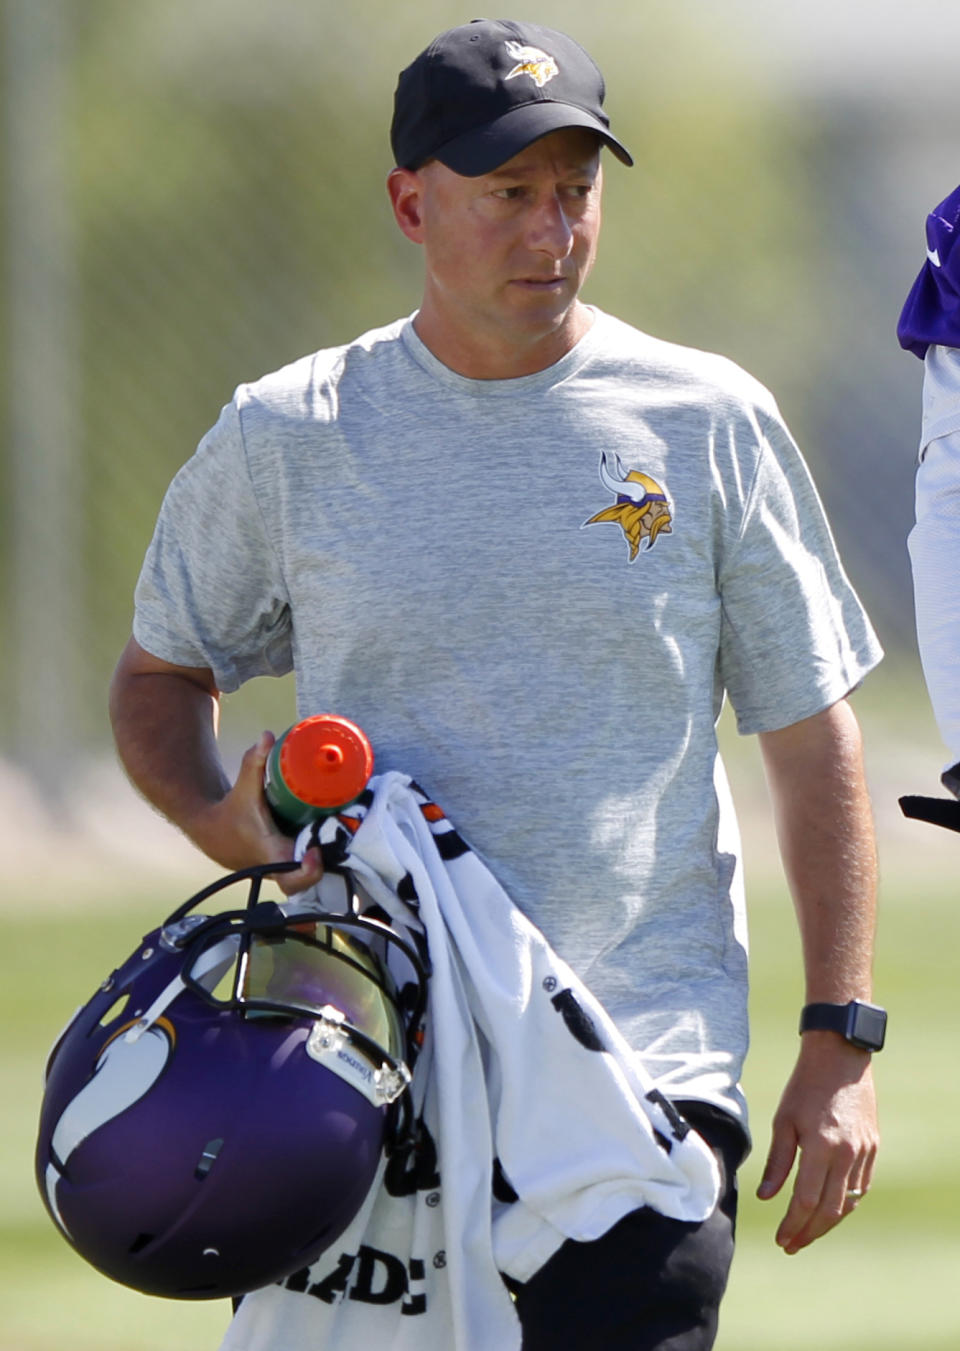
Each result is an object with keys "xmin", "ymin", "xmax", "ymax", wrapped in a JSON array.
[{"xmin": 2, "ymin": 0, "xmax": 954, "ymax": 793}]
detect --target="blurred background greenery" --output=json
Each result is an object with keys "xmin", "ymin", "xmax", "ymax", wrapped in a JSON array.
[{"xmin": 3, "ymin": 0, "xmax": 959, "ymax": 1347}]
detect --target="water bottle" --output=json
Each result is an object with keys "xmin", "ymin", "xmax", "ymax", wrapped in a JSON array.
[{"xmin": 264, "ymin": 714, "xmax": 374, "ymax": 832}]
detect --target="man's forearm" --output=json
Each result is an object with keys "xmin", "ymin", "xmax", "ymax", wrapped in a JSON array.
[
  {"xmin": 758, "ymin": 698, "xmax": 878, "ymax": 1002},
  {"xmin": 755, "ymin": 697, "xmax": 880, "ymax": 1253},
  {"xmin": 109, "ymin": 644, "xmax": 229, "ymax": 840}
]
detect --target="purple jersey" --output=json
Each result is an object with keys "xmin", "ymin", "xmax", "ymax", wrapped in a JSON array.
[{"xmin": 898, "ymin": 184, "xmax": 960, "ymax": 358}]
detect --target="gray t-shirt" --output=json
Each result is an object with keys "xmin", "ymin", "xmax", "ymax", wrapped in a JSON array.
[{"xmin": 134, "ymin": 309, "xmax": 882, "ymax": 1126}]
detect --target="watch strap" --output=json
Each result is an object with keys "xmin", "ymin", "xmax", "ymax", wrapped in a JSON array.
[{"xmin": 799, "ymin": 1000, "xmax": 887, "ymax": 1051}]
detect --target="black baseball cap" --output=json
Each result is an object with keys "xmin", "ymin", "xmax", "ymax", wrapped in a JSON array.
[{"xmin": 391, "ymin": 18, "xmax": 633, "ymax": 176}]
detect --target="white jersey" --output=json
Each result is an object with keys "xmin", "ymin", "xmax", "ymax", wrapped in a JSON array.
[{"xmin": 909, "ymin": 345, "xmax": 960, "ymax": 768}]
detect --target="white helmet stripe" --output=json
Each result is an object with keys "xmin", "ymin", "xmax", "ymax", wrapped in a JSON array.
[{"xmin": 50, "ymin": 1024, "xmax": 172, "ymax": 1170}]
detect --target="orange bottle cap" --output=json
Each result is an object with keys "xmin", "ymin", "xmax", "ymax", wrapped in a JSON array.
[{"xmin": 278, "ymin": 715, "xmax": 374, "ymax": 810}]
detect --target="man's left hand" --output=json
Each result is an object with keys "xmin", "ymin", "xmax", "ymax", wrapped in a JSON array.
[{"xmin": 757, "ymin": 1031, "xmax": 878, "ymax": 1254}]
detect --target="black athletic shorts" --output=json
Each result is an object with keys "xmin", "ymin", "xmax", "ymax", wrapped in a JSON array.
[{"xmin": 507, "ymin": 1101, "xmax": 748, "ymax": 1351}]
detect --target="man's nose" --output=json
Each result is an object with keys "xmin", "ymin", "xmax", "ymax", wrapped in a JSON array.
[{"xmin": 526, "ymin": 194, "xmax": 575, "ymax": 259}]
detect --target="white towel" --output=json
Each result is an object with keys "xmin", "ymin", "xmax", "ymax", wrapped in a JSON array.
[{"xmin": 220, "ymin": 772, "xmax": 719, "ymax": 1351}]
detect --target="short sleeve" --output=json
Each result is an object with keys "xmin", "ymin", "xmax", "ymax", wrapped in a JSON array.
[
  {"xmin": 133, "ymin": 396, "xmax": 293, "ymax": 692},
  {"xmin": 717, "ymin": 412, "xmax": 883, "ymax": 734}
]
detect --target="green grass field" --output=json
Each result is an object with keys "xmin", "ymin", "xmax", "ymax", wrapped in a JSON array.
[{"xmin": 4, "ymin": 678, "xmax": 959, "ymax": 1349}]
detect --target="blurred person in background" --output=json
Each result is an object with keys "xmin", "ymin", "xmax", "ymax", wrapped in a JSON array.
[
  {"xmin": 898, "ymin": 185, "xmax": 960, "ymax": 799},
  {"xmin": 109, "ymin": 19, "xmax": 885, "ymax": 1351}
]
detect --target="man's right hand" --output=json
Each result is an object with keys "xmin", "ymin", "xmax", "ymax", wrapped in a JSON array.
[
  {"xmin": 109, "ymin": 636, "xmax": 322, "ymax": 894},
  {"xmin": 190, "ymin": 730, "xmax": 324, "ymax": 895}
]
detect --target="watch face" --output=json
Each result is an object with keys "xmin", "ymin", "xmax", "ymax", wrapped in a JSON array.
[{"xmin": 849, "ymin": 1002, "xmax": 887, "ymax": 1051}]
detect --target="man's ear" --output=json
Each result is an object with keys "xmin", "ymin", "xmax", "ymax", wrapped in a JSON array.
[{"xmin": 387, "ymin": 168, "xmax": 426, "ymax": 244}]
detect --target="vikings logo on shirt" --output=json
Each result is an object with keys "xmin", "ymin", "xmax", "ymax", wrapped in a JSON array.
[
  {"xmin": 583, "ymin": 451, "xmax": 673, "ymax": 561},
  {"xmin": 504, "ymin": 40, "xmax": 559, "ymax": 88}
]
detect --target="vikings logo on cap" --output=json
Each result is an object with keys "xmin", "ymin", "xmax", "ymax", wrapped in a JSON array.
[
  {"xmin": 583, "ymin": 451, "xmax": 673, "ymax": 561},
  {"xmin": 504, "ymin": 40, "xmax": 559, "ymax": 88}
]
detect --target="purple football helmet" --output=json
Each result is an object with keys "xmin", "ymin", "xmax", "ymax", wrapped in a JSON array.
[{"xmin": 35, "ymin": 862, "xmax": 428, "ymax": 1300}]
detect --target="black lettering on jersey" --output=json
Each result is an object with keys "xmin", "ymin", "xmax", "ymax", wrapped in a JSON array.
[
  {"xmin": 284, "ymin": 1265, "xmax": 312, "ymax": 1294},
  {"xmin": 384, "ymin": 1116, "xmax": 441, "ymax": 1196},
  {"xmin": 551, "ymin": 988, "xmax": 605, "ymax": 1052},
  {"xmin": 403, "ymin": 1258, "xmax": 427, "ymax": 1316},
  {"xmin": 349, "ymin": 1245, "xmax": 407, "ymax": 1305},
  {"xmin": 305, "ymin": 1252, "xmax": 355, "ymax": 1303},
  {"xmin": 285, "ymin": 1249, "xmax": 428, "ymax": 1316}
]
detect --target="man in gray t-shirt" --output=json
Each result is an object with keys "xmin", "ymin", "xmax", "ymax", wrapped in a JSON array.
[{"xmin": 110, "ymin": 19, "xmax": 883, "ymax": 1351}]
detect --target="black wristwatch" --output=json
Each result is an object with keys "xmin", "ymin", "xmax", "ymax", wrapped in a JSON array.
[{"xmin": 799, "ymin": 1000, "xmax": 887, "ymax": 1052}]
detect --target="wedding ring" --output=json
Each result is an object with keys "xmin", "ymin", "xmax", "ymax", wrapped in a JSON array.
[{"xmin": 845, "ymin": 1188, "xmax": 864, "ymax": 1200}]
